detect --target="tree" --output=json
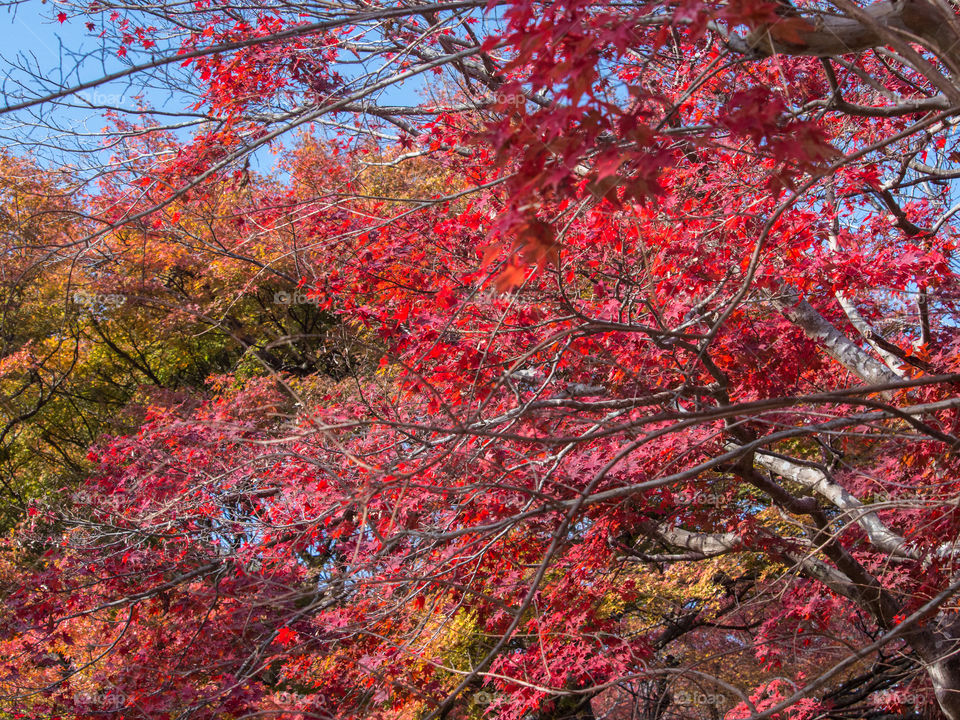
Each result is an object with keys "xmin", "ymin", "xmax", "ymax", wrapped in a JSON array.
[
  {"xmin": 4, "ymin": 0, "xmax": 960, "ymax": 719},
  {"xmin": 0, "ymin": 138, "xmax": 370, "ymax": 533}
]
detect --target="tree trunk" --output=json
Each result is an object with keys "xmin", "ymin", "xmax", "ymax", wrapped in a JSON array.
[{"xmin": 906, "ymin": 619, "xmax": 960, "ymax": 719}]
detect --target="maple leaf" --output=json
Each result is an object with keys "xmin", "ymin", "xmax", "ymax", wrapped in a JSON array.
[
  {"xmin": 275, "ymin": 627, "xmax": 298, "ymax": 647},
  {"xmin": 494, "ymin": 262, "xmax": 527, "ymax": 292}
]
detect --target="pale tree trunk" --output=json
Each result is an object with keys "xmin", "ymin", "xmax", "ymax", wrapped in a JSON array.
[
  {"xmin": 909, "ymin": 618, "xmax": 960, "ymax": 720},
  {"xmin": 929, "ymin": 660, "xmax": 960, "ymax": 720}
]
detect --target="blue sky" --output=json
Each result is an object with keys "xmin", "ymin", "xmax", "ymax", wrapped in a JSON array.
[
  {"xmin": 0, "ymin": 4, "xmax": 199, "ymax": 173},
  {"xmin": 0, "ymin": 4, "xmax": 85, "ymax": 69},
  {"xmin": 0, "ymin": 3, "xmax": 432, "ymax": 178}
]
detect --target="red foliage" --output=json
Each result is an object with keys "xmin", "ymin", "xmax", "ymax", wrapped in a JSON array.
[{"xmin": 7, "ymin": 0, "xmax": 960, "ymax": 718}]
